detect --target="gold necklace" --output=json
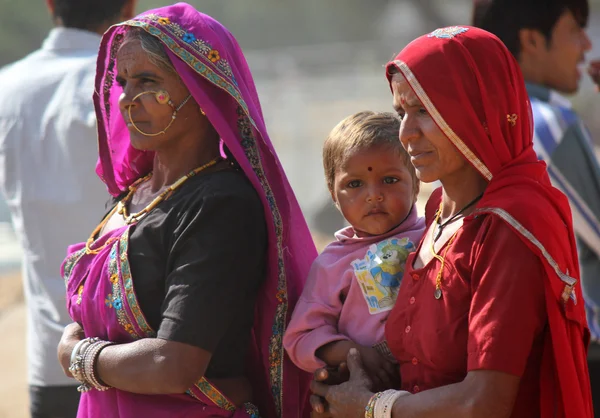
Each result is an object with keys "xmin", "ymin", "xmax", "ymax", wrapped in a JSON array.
[
  {"xmin": 85, "ymin": 157, "xmax": 221, "ymax": 254},
  {"xmin": 118, "ymin": 157, "xmax": 221, "ymax": 224},
  {"xmin": 429, "ymin": 203, "xmax": 459, "ymax": 300},
  {"xmin": 85, "ymin": 204, "xmax": 121, "ymax": 255}
]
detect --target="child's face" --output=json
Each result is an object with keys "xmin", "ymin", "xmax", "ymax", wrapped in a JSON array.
[{"xmin": 332, "ymin": 145, "xmax": 415, "ymax": 238}]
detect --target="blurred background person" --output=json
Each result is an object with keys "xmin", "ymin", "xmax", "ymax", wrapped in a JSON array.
[{"xmin": 0, "ymin": 0, "xmax": 135, "ymax": 416}]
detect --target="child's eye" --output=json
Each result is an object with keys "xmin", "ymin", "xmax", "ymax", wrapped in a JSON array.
[
  {"xmin": 347, "ymin": 180, "xmax": 362, "ymax": 188},
  {"xmin": 383, "ymin": 177, "xmax": 399, "ymax": 184},
  {"xmin": 418, "ymin": 107, "xmax": 429, "ymax": 116},
  {"xmin": 140, "ymin": 77, "xmax": 155, "ymax": 85}
]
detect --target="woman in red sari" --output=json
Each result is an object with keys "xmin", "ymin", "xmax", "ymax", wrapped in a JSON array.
[{"xmin": 310, "ymin": 26, "xmax": 592, "ymax": 418}]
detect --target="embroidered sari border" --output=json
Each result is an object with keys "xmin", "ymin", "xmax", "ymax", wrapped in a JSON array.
[
  {"xmin": 117, "ymin": 230, "xmax": 156, "ymax": 338},
  {"xmin": 107, "ymin": 239, "xmax": 138, "ymax": 339},
  {"xmin": 476, "ymin": 207, "xmax": 578, "ymax": 304},
  {"xmin": 192, "ymin": 378, "xmax": 237, "ymax": 411},
  {"xmin": 116, "ymin": 19, "xmax": 258, "ymax": 132},
  {"xmin": 63, "ymin": 247, "xmax": 87, "ymax": 286},
  {"xmin": 236, "ymin": 108, "xmax": 287, "ymax": 415}
]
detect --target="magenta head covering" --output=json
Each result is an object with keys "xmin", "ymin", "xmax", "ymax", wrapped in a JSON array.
[{"xmin": 93, "ymin": 3, "xmax": 316, "ymax": 417}]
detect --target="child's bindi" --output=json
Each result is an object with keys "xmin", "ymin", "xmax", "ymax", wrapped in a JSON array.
[{"xmin": 368, "ymin": 167, "xmax": 373, "ymax": 172}]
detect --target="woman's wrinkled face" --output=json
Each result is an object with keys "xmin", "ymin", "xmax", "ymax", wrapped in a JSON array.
[
  {"xmin": 391, "ymin": 73, "xmax": 467, "ymax": 184},
  {"xmin": 116, "ymin": 39, "xmax": 198, "ymax": 151}
]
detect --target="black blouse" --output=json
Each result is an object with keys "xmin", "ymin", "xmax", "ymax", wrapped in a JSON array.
[{"xmin": 107, "ymin": 169, "xmax": 267, "ymax": 378}]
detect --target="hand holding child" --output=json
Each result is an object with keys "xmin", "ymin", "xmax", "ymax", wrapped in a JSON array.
[
  {"xmin": 317, "ymin": 340, "xmax": 399, "ymax": 392},
  {"xmin": 356, "ymin": 345, "xmax": 400, "ymax": 392}
]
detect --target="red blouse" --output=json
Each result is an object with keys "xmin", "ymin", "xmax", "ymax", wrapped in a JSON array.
[{"xmin": 385, "ymin": 191, "xmax": 547, "ymax": 418}]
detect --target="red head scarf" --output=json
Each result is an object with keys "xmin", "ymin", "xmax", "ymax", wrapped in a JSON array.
[{"xmin": 387, "ymin": 26, "xmax": 592, "ymax": 417}]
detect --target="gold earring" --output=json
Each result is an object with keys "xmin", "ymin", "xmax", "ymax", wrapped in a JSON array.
[{"xmin": 155, "ymin": 90, "xmax": 170, "ymax": 105}]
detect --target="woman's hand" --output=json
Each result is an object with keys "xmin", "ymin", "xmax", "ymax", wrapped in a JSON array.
[
  {"xmin": 57, "ymin": 322, "xmax": 85, "ymax": 378},
  {"xmin": 316, "ymin": 340, "xmax": 399, "ymax": 392},
  {"xmin": 356, "ymin": 346, "xmax": 400, "ymax": 392},
  {"xmin": 309, "ymin": 362, "xmax": 350, "ymax": 416},
  {"xmin": 310, "ymin": 349, "xmax": 374, "ymax": 418}
]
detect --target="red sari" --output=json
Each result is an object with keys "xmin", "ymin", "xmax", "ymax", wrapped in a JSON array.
[{"xmin": 385, "ymin": 26, "xmax": 592, "ymax": 417}]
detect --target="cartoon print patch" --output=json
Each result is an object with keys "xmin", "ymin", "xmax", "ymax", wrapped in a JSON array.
[{"xmin": 352, "ymin": 237, "xmax": 415, "ymax": 315}]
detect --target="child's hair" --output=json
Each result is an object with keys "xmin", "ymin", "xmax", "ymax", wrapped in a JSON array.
[{"xmin": 323, "ymin": 110, "xmax": 419, "ymax": 199}]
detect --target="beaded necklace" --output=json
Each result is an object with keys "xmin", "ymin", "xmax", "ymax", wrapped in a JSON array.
[{"xmin": 85, "ymin": 157, "xmax": 222, "ymax": 255}]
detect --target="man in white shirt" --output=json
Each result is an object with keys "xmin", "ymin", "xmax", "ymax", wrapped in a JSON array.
[{"xmin": 0, "ymin": 0, "xmax": 135, "ymax": 416}]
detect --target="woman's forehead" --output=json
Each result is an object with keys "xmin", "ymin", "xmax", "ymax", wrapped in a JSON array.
[
  {"xmin": 117, "ymin": 40, "xmax": 144, "ymax": 62},
  {"xmin": 391, "ymin": 75, "xmax": 420, "ymax": 106},
  {"xmin": 116, "ymin": 40, "xmax": 154, "ymax": 75},
  {"xmin": 391, "ymin": 74, "xmax": 410, "ymax": 93}
]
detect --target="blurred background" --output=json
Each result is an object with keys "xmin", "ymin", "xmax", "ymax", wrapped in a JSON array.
[{"xmin": 2, "ymin": 0, "xmax": 600, "ymax": 415}]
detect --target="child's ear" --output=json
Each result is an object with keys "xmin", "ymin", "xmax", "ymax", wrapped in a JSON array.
[
  {"xmin": 413, "ymin": 180, "xmax": 421, "ymax": 203},
  {"xmin": 329, "ymin": 188, "xmax": 340, "ymax": 209}
]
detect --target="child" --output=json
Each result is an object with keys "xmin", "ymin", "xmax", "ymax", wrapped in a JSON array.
[{"xmin": 283, "ymin": 111, "xmax": 425, "ymax": 389}]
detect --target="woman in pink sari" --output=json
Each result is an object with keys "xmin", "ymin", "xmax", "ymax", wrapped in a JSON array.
[{"xmin": 56, "ymin": 3, "xmax": 316, "ymax": 417}]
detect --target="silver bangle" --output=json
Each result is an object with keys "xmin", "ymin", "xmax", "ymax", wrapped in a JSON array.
[
  {"xmin": 69, "ymin": 338, "xmax": 89, "ymax": 367},
  {"xmin": 68, "ymin": 337, "xmax": 98, "ymax": 390},
  {"xmin": 374, "ymin": 389, "xmax": 411, "ymax": 418},
  {"xmin": 82, "ymin": 340, "xmax": 114, "ymax": 391}
]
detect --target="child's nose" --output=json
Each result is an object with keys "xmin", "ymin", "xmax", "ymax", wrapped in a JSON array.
[{"xmin": 366, "ymin": 190, "xmax": 384, "ymax": 203}]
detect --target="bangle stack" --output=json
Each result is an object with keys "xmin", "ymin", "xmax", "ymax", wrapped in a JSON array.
[
  {"xmin": 365, "ymin": 392, "xmax": 382, "ymax": 418},
  {"xmin": 365, "ymin": 389, "xmax": 411, "ymax": 418},
  {"xmin": 68, "ymin": 337, "xmax": 114, "ymax": 393}
]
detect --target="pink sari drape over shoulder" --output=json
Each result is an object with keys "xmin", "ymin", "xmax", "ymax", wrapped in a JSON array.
[{"xmin": 62, "ymin": 3, "xmax": 317, "ymax": 417}]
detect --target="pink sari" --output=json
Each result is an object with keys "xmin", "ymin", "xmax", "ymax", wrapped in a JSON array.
[{"xmin": 62, "ymin": 3, "xmax": 317, "ymax": 417}]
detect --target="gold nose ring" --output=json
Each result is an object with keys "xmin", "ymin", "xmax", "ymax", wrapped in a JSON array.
[{"xmin": 127, "ymin": 90, "xmax": 192, "ymax": 137}]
